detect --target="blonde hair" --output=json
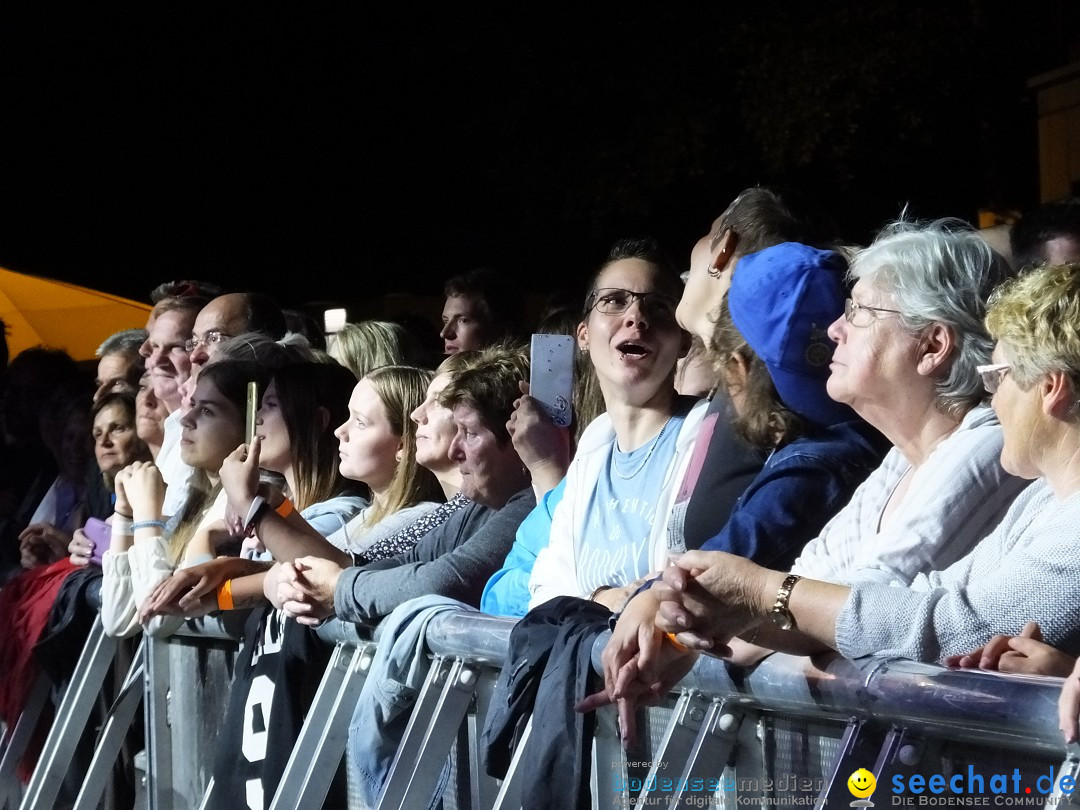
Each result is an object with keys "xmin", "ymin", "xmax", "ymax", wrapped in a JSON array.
[
  {"xmin": 362, "ymin": 365, "xmax": 443, "ymax": 527},
  {"xmin": 986, "ymin": 263, "xmax": 1080, "ymax": 401},
  {"xmin": 331, "ymin": 321, "xmax": 418, "ymax": 379}
]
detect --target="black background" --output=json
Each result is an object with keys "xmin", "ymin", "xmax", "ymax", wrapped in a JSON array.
[{"xmin": 1, "ymin": 3, "xmax": 1077, "ymax": 311}]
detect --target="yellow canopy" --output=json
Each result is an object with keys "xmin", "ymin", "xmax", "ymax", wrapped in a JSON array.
[{"xmin": 0, "ymin": 267, "xmax": 151, "ymax": 361}]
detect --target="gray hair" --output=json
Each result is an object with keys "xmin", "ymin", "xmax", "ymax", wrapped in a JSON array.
[
  {"xmin": 850, "ymin": 218, "xmax": 1015, "ymax": 418},
  {"xmin": 214, "ymin": 331, "xmax": 314, "ymax": 370},
  {"xmin": 96, "ymin": 328, "xmax": 149, "ymax": 358}
]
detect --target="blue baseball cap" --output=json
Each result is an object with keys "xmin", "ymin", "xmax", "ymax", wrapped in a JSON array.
[{"xmin": 728, "ymin": 242, "xmax": 856, "ymax": 427}]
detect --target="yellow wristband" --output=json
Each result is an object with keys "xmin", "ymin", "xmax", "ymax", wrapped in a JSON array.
[
  {"xmin": 216, "ymin": 579, "xmax": 234, "ymax": 611},
  {"xmin": 664, "ymin": 632, "xmax": 689, "ymax": 652},
  {"xmin": 275, "ymin": 498, "xmax": 295, "ymax": 519}
]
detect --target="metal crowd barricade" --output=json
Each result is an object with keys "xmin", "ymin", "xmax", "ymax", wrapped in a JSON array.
[
  {"xmin": 266, "ymin": 611, "xmax": 1076, "ymax": 810},
  {"xmin": 0, "ymin": 591, "xmax": 127, "ymax": 810},
  {"xmin": 148, "ymin": 614, "xmax": 245, "ymax": 810},
  {"xmin": 15, "ymin": 602, "xmax": 1077, "ymax": 810},
  {"xmin": 263, "ymin": 620, "xmax": 377, "ymax": 810}
]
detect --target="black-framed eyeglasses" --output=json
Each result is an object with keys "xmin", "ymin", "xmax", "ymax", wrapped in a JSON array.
[
  {"xmin": 844, "ymin": 298, "xmax": 902, "ymax": 326},
  {"xmin": 976, "ymin": 363, "xmax": 1011, "ymax": 394},
  {"xmin": 586, "ymin": 288, "xmax": 679, "ymax": 321},
  {"xmin": 185, "ymin": 330, "xmax": 231, "ymax": 353}
]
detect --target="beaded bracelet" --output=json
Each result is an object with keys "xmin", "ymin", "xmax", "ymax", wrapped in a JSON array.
[{"xmin": 132, "ymin": 520, "xmax": 166, "ymax": 532}]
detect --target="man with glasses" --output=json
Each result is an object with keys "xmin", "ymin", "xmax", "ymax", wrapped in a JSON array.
[{"xmin": 161, "ymin": 292, "xmax": 287, "ymax": 516}]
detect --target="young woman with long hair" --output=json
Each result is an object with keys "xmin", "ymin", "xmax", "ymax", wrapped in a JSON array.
[{"xmin": 100, "ymin": 360, "xmax": 269, "ymax": 638}]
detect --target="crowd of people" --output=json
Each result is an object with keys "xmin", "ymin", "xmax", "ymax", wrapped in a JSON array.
[{"xmin": 2, "ymin": 191, "xmax": 1080, "ymax": 807}]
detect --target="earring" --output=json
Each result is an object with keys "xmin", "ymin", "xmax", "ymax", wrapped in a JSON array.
[{"xmin": 581, "ymin": 346, "xmax": 589, "ymax": 355}]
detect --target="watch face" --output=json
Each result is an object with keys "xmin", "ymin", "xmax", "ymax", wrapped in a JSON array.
[{"xmin": 769, "ymin": 611, "xmax": 794, "ymax": 632}]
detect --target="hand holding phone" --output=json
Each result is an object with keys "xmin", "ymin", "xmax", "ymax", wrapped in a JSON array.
[{"xmin": 85, "ymin": 517, "xmax": 112, "ymax": 567}]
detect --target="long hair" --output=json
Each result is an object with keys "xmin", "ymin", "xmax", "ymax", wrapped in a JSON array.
[
  {"xmin": 272, "ymin": 362, "xmax": 358, "ymax": 510},
  {"xmin": 711, "ymin": 298, "xmax": 805, "ymax": 450},
  {"xmin": 330, "ymin": 320, "xmax": 420, "ymax": 379},
  {"xmin": 362, "ymin": 365, "xmax": 443, "ymax": 527},
  {"xmin": 167, "ymin": 360, "xmax": 269, "ymax": 563}
]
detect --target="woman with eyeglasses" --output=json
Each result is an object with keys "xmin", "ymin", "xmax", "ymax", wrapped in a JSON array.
[
  {"xmin": 527, "ymin": 238, "xmax": 708, "ymax": 609},
  {"xmin": 591, "ymin": 222, "xmax": 1047, "ymax": 715},
  {"xmin": 641, "ymin": 261, "xmax": 1080, "ymax": 673}
]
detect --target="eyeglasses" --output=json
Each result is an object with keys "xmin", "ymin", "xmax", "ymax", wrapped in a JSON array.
[
  {"xmin": 844, "ymin": 298, "xmax": 902, "ymax": 326},
  {"xmin": 184, "ymin": 330, "xmax": 231, "ymax": 353},
  {"xmin": 976, "ymin": 363, "xmax": 1011, "ymax": 394},
  {"xmin": 587, "ymin": 288, "xmax": 679, "ymax": 321}
]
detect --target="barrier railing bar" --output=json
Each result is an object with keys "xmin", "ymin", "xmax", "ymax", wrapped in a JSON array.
[
  {"xmin": 668, "ymin": 699, "xmax": 743, "ymax": 806},
  {"xmin": 490, "ymin": 715, "xmax": 531, "ymax": 810},
  {"xmin": 268, "ymin": 641, "xmax": 376, "ymax": 810},
  {"xmin": 144, "ymin": 637, "xmax": 173, "ymax": 810},
  {"xmin": 377, "ymin": 655, "xmax": 456, "ymax": 810},
  {"xmin": 72, "ymin": 639, "xmax": 146, "ymax": 810},
  {"xmin": 381, "ymin": 657, "xmax": 479, "ymax": 810},
  {"xmin": 635, "ymin": 690, "xmax": 710, "ymax": 802},
  {"xmin": 1047, "ymin": 743, "xmax": 1080, "ymax": 810},
  {"xmin": 815, "ymin": 718, "xmax": 881, "ymax": 809},
  {"xmin": 18, "ymin": 617, "xmax": 118, "ymax": 810},
  {"xmin": 466, "ymin": 674, "xmax": 500, "ymax": 810},
  {"xmin": 0, "ymin": 678, "xmax": 50, "ymax": 810}
]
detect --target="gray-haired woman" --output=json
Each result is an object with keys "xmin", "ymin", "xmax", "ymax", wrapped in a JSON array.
[{"xmin": 788, "ymin": 219, "xmax": 1026, "ymax": 586}]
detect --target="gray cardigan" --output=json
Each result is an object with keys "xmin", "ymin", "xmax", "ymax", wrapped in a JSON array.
[
  {"xmin": 334, "ymin": 488, "xmax": 537, "ymax": 622},
  {"xmin": 835, "ymin": 479, "xmax": 1080, "ymax": 663}
]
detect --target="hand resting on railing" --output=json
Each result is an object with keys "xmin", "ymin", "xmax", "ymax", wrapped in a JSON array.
[{"xmin": 944, "ymin": 621, "xmax": 1075, "ymax": 676}]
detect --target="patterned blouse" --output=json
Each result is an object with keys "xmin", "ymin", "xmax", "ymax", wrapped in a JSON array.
[{"xmin": 350, "ymin": 492, "xmax": 471, "ymax": 566}]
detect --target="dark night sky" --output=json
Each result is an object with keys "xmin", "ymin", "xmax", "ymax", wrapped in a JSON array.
[{"xmin": 0, "ymin": 3, "xmax": 1077, "ymax": 313}]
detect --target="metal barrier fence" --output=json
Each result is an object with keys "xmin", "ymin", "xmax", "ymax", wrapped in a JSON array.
[{"xmin": 4, "ymin": 606, "xmax": 1079, "ymax": 810}]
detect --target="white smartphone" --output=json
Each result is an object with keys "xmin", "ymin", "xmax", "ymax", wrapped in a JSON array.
[{"xmin": 529, "ymin": 334, "xmax": 574, "ymax": 428}]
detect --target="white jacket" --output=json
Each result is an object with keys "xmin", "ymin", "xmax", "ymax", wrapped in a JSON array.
[
  {"xmin": 528, "ymin": 398, "xmax": 707, "ymax": 609},
  {"xmin": 100, "ymin": 490, "xmax": 226, "ymax": 638}
]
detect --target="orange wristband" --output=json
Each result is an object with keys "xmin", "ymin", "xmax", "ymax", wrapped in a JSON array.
[
  {"xmin": 664, "ymin": 632, "xmax": 689, "ymax": 652},
  {"xmin": 275, "ymin": 498, "xmax": 295, "ymax": 519},
  {"xmin": 216, "ymin": 579, "xmax": 234, "ymax": 611}
]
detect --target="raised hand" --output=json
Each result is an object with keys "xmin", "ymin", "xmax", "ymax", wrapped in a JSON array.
[
  {"xmin": 123, "ymin": 461, "xmax": 166, "ymax": 521},
  {"xmin": 220, "ymin": 438, "xmax": 262, "ymax": 519}
]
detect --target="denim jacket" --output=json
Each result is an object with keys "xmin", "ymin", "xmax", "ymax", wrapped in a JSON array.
[{"xmin": 700, "ymin": 419, "xmax": 887, "ymax": 569}]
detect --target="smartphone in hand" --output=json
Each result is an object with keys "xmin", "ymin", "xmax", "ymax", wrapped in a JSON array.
[
  {"xmin": 85, "ymin": 517, "xmax": 112, "ymax": 567},
  {"xmin": 245, "ymin": 381, "xmax": 259, "ymax": 445},
  {"xmin": 529, "ymin": 334, "xmax": 574, "ymax": 428}
]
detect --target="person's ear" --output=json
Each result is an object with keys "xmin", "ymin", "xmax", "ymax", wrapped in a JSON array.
[
  {"xmin": 316, "ymin": 406, "xmax": 330, "ymax": 432},
  {"xmin": 1040, "ymin": 370, "xmax": 1076, "ymax": 419},
  {"xmin": 916, "ymin": 324, "xmax": 955, "ymax": 377},
  {"xmin": 724, "ymin": 351, "xmax": 750, "ymax": 390},
  {"xmin": 710, "ymin": 230, "xmax": 739, "ymax": 277},
  {"xmin": 576, "ymin": 321, "xmax": 589, "ymax": 354}
]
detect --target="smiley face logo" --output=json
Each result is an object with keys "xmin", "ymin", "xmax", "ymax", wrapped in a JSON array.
[{"xmin": 848, "ymin": 768, "xmax": 876, "ymax": 799}]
